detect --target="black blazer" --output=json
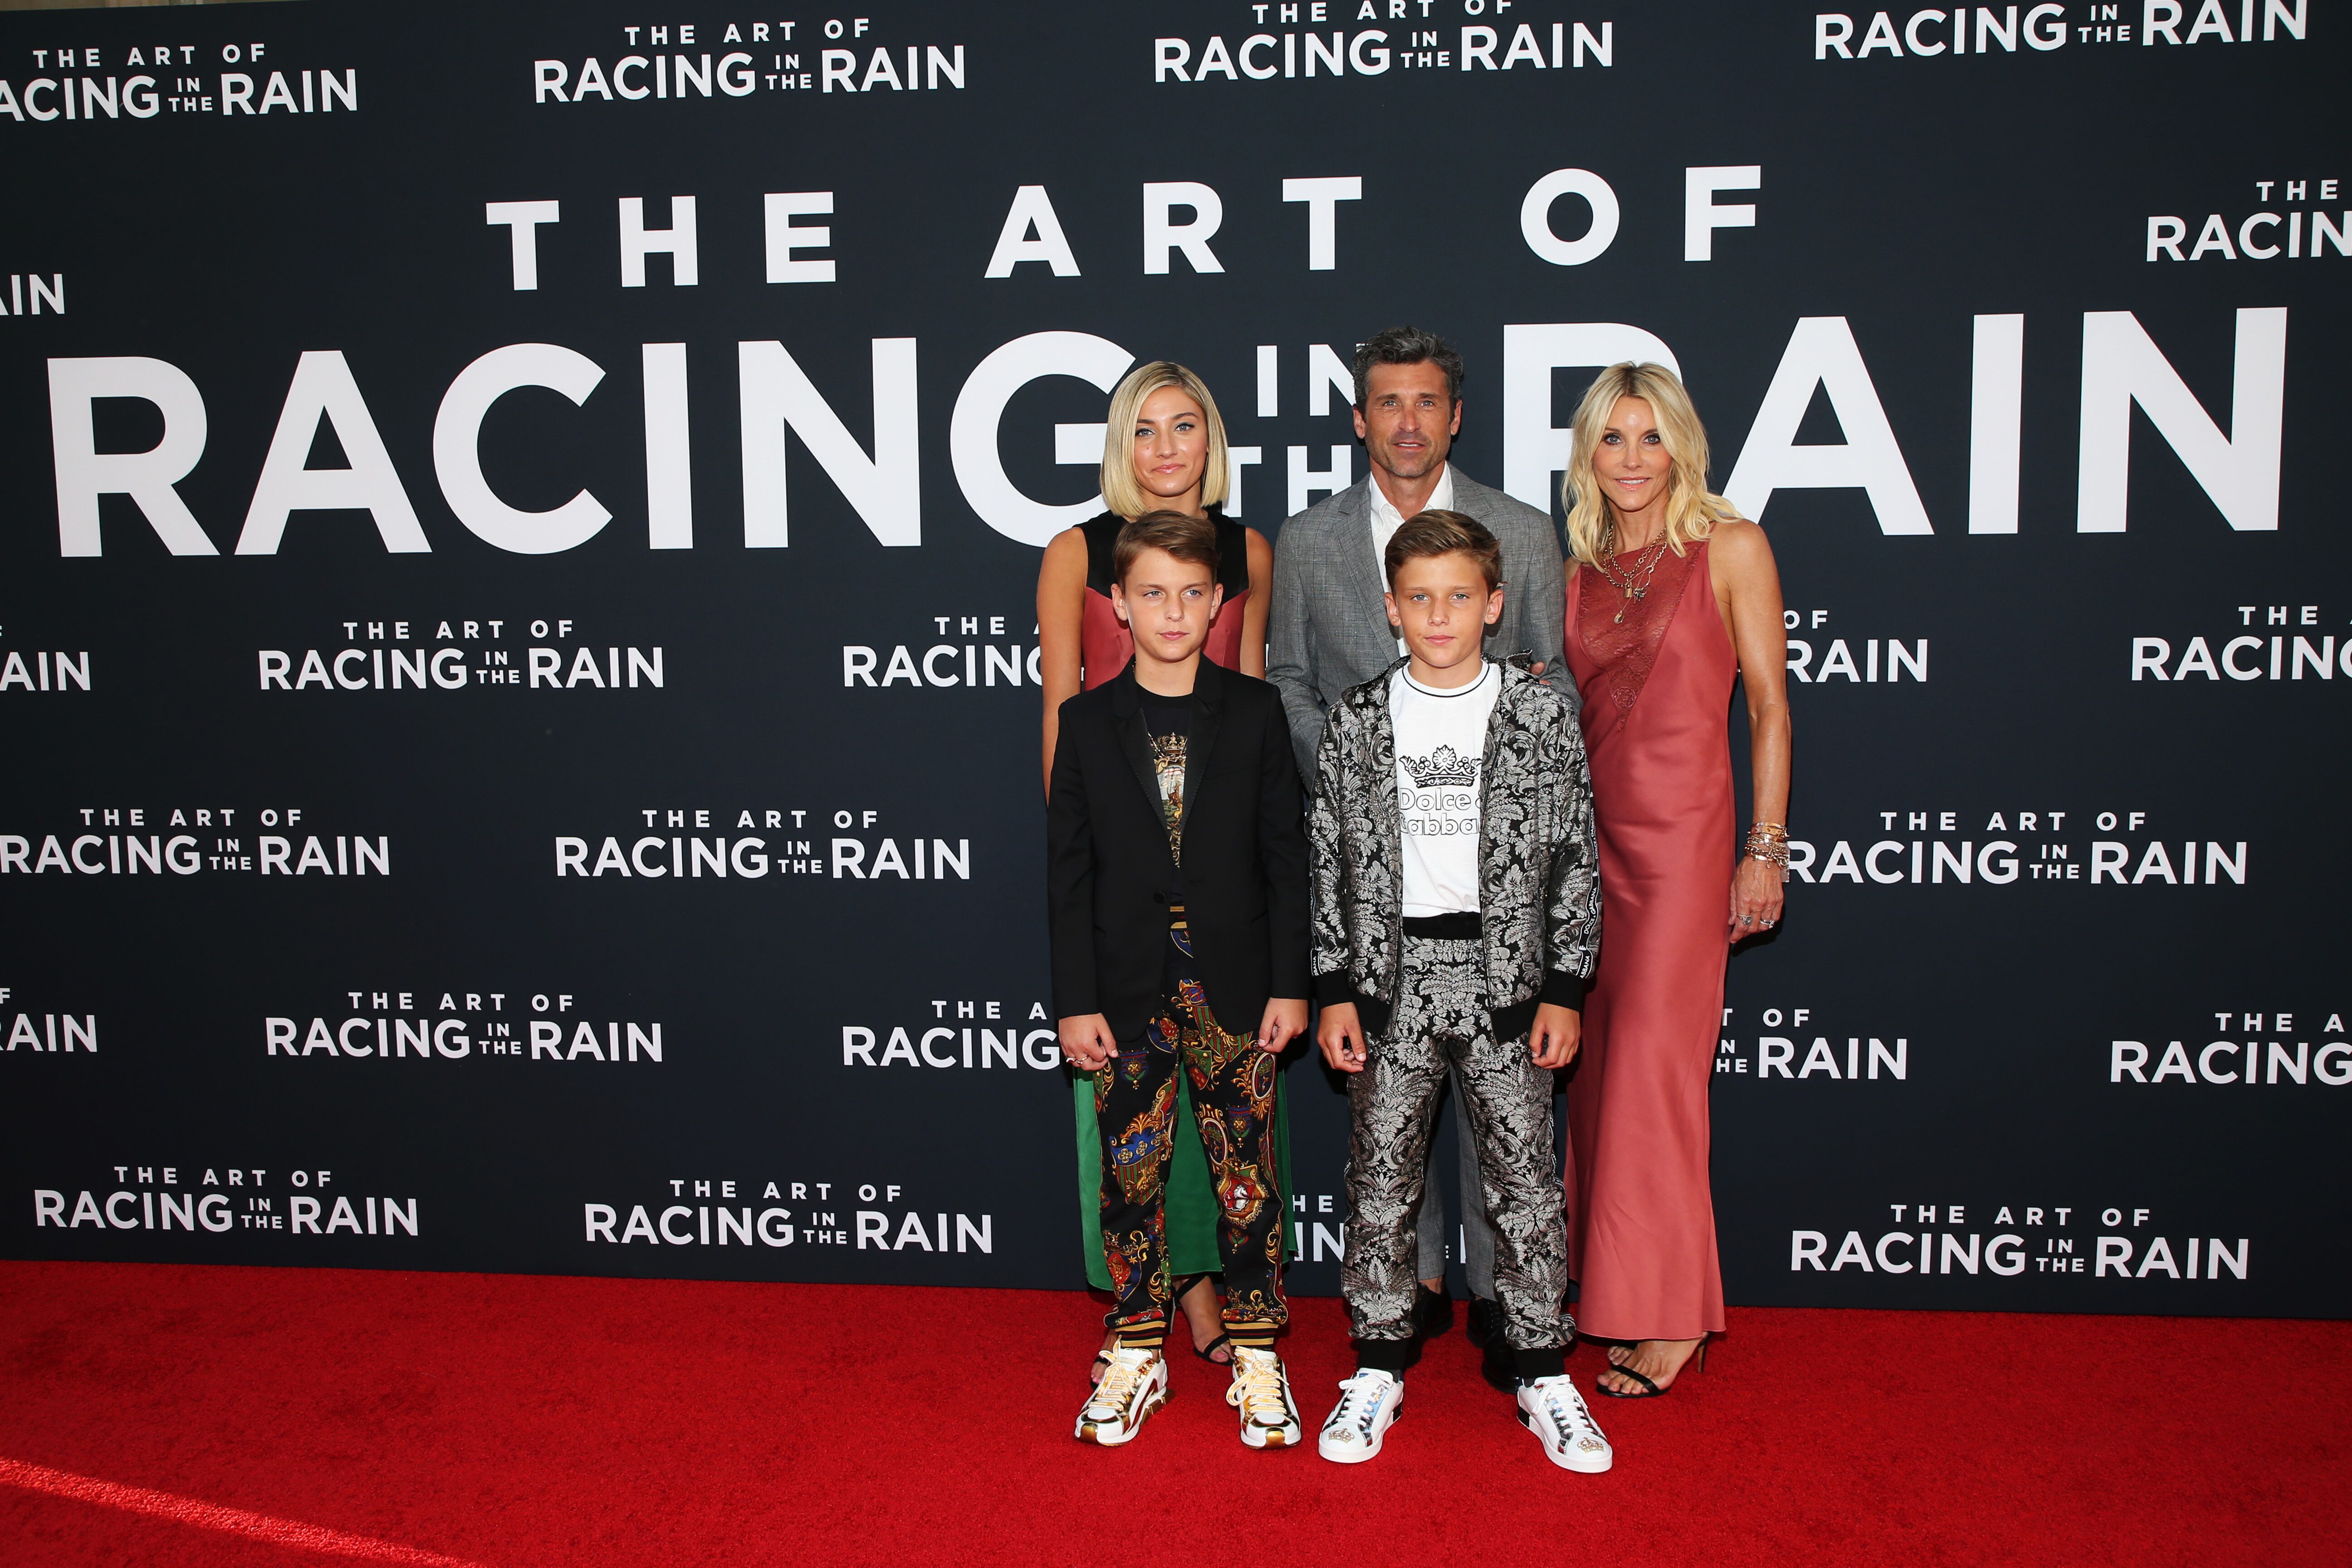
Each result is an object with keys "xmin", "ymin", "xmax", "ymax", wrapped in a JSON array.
[{"xmin": 1046, "ymin": 657, "xmax": 1310, "ymax": 1042}]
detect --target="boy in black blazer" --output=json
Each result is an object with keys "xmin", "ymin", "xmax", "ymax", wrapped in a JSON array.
[{"xmin": 1047, "ymin": 511, "xmax": 1310, "ymax": 1450}]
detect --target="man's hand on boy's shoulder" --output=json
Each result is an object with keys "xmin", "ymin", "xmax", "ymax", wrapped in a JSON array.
[
  {"xmin": 1058, "ymin": 1013, "xmax": 1117, "ymax": 1073},
  {"xmin": 1256, "ymin": 998, "xmax": 1307, "ymax": 1056},
  {"xmin": 1317, "ymin": 1000, "xmax": 1367, "ymax": 1073},
  {"xmin": 1529, "ymin": 1003, "xmax": 1582, "ymax": 1070}
]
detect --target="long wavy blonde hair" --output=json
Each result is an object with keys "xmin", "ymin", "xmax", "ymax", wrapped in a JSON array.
[
  {"xmin": 1099, "ymin": 361, "xmax": 1230, "ymax": 520},
  {"xmin": 1562, "ymin": 362, "xmax": 1742, "ymax": 567}
]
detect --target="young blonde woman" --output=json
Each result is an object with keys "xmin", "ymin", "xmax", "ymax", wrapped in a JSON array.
[
  {"xmin": 1035, "ymin": 361, "xmax": 1283, "ymax": 1383},
  {"xmin": 1556, "ymin": 363, "xmax": 1792, "ymax": 1400}
]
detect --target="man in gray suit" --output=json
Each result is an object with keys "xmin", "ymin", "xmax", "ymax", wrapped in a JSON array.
[{"xmin": 1269, "ymin": 324, "xmax": 1573, "ymax": 1385}]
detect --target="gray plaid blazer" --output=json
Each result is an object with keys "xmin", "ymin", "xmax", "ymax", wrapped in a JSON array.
[{"xmin": 1266, "ymin": 469, "xmax": 1572, "ymax": 781}]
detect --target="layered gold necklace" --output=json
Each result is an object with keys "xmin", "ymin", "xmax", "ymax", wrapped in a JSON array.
[{"xmin": 1589, "ymin": 519, "xmax": 1671, "ymax": 624}]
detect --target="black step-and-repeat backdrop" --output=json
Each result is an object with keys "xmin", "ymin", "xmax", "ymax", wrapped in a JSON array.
[{"xmin": 5, "ymin": 0, "xmax": 2344, "ymax": 1316}]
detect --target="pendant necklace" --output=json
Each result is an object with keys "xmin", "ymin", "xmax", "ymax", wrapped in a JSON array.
[{"xmin": 1593, "ymin": 520, "xmax": 1671, "ymax": 624}]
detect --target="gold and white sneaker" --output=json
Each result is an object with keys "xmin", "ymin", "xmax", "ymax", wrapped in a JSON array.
[
  {"xmin": 1226, "ymin": 1347, "xmax": 1302, "ymax": 1449},
  {"xmin": 1517, "ymin": 1373, "xmax": 1613, "ymax": 1473},
  {"xmin": 1074, "ymin": 1346, "xmax": 1168, "ymax": 1446}
]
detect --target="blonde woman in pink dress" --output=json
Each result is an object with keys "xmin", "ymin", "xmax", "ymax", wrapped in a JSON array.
[{"xmin": 1557, "ymin": 363, "xmax": 1792, "ymax": 1399}]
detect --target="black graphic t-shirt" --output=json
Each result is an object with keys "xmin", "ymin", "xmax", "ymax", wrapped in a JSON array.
[{"xmin": 1140, "ymin": 687, "xmax": 1191, "ymax": 896}]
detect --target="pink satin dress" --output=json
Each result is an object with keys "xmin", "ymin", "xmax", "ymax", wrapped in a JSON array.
[{"xmin": 1562, "ymin": 541, "xmax": 1735, "ymax": 1341}]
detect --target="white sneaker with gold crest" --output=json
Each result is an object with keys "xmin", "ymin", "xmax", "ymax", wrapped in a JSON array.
[
  {"xmin": 1517, "ymin": 1373, "xmax": 1613, "ymax": 1473},
  {"xmin": 1074, "ymin": 1346, "xmax": 1168, "ymax": 1446},
  {"xmin": 1316, "ymin": 1367, "xmax": 1403, "ymax": 1463}
]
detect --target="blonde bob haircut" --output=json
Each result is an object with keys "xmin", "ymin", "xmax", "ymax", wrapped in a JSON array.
[
  {"xmin": 1099, "ymin": 361, "xmax": 1230, "ymax": 521},
  {"xmin": 1561, "ymin": 362, "xmax": 1743, "ymax": 568}
]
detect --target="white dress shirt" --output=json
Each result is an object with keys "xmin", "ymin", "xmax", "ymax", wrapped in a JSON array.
[{"xmin": 1368, "ymin": 464, "xmax": 1453, "ymax": 656}]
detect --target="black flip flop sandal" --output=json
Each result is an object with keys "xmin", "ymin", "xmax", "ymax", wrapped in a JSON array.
[{"xmin": 1192, "ymin": 1332, "xmax": 1233, "ymax": 1365}]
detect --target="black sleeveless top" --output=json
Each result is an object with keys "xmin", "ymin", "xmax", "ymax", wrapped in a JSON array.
[{"xmin": 1080, "ymin": 510, "xmax": 1250, "ymax": 599}]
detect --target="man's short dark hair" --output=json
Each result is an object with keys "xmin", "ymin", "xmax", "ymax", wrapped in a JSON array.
[
  {"xmin": 1114, "ymin": 510, "xmax": 1220, "ymax": 585},
  {"xmin": 1353, "ymin": 325, "xmax": 1465, "ymax": 410},
  {"xmin": 1385, "ymin": 510, "xmax": 1502, "ymax": 592}
]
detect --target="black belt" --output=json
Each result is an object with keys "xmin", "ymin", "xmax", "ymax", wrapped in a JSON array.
[{"xmin": 1402, "ymin": 911, "xmax": 1481, "ymax": 940}]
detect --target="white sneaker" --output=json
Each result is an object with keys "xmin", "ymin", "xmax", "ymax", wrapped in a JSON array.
[
  {"xmin": 1316, "ymin": 1368, "xmax": 1403, "ymax": 1463},
  {"xmin": 1517, "ymin": 1373, "xmax": 1613, "ymax": 1473},
  {"xmin": 1074, "ymin": 1346, "xmax": 1168, "ymax": 1446},
  {"xmin": 1226, "ymin": 1347, "xmax": 1302, "ymax": 1449}
]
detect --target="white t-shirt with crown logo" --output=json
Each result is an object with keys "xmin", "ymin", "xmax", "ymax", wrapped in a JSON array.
[{"xmin": 1390, "ymin": 659, "xmax": 1499, "ymax": 918}]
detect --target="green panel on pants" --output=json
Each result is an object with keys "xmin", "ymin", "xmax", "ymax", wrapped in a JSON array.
[{"xmin": 1073, "ymin": 1067, "xmax": 1295, "ymax": 1290}]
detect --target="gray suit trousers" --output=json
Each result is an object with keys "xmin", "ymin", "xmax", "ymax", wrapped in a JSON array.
[{"xmin": 1416, "ymin": 1072, "xmax": 1497, "ymax": 1295}]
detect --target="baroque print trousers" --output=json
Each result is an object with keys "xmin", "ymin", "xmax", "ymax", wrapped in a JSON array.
[
  {"xmin": 1094, "ymin": 910, "xmax": 1287, "ymax": 1347},
  {"xmin": 1342, "ymin": 934, "xmax": 1568, "ymax": 1351}
]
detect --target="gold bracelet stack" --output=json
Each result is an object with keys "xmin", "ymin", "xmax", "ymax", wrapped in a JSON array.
[{"xmin": 1744, "ymin": 822, "xmax": 1790, "ymax": 869}]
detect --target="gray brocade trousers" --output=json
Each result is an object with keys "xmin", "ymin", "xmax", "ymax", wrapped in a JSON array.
[{"xmin": 1341, "ymin": 934, "xmax": 1569, "ymax": 1351}]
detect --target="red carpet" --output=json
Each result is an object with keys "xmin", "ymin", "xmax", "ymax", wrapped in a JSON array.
[{"xmin": 0, "ymin": 1262, "xmax": 2344, "ymax": 1568}]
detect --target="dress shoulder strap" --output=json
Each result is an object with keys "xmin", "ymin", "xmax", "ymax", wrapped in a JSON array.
[
  {"xmin": 1212, "ymin": 510, "xmax": 1251, "ymax": 598},
  {"xmin": 1079, "ymin": 512, "xmax": 1123, "ymax": 596}
]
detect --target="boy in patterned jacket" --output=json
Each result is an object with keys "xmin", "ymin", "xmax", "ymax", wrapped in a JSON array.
[{"xmin": 1307, "ymin": 511, "xmax": 1612, "ymax": 1473}]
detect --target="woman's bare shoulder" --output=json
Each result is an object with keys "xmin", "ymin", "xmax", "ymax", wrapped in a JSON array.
[
  {"xmin": 1706, "ymin": 516, "xmax": 1775, "ymax": 568},
  {"xmin": 1039, "ymin": 526, "xmax": 1090, "ymax": 581},
  {"xmin": 1707, "ymin": 514, "xmax": 1765, "ymax": 547}
]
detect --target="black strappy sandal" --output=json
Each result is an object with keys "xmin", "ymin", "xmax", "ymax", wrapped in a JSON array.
[
  {"xmin": 1596, "ymin": 1362, "xmax": 1663, "ymax": 1399},
  {"xmin": 1595, "ymin": 1338, "xmax": 1708, "ymax": 1399},
  {"xmin": 1175, "ymin": 1273, "xmax": 1233, "ymax": 1365}
]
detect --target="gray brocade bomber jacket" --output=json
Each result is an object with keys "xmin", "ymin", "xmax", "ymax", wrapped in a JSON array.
[{"xmin": 1308, "ymin": 652, "xmax": 1600, "ymax": 1043}]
